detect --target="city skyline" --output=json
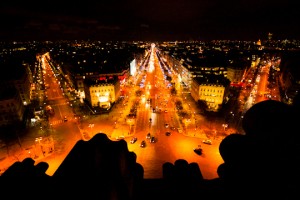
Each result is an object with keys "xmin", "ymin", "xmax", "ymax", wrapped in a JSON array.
[{"xmin": 1, "ymin": 1, "xmax": 300, "ymax": 41}]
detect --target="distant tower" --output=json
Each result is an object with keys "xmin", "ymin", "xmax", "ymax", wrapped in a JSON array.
[
  {"xmin": 268, "ymin": 32, "xmax": 273, "ymax": 41},
  {"xmin": 256, "ymin": 39, "xmax": 261, "ymax": 46}
]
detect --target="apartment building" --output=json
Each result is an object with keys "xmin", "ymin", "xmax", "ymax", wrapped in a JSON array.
[
  {"xmin": 191, "ymin": 76, "xmax": 230, "ymax": 111},
  {"xmin": 83, "ymin": 78, "xmax": 120, "ymax": 110},
  {"xmin": 0, "ymin": 88, "xmax": 25, "ymax": 127}
]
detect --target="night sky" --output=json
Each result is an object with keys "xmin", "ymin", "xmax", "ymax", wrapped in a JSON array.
[{"xmin": 1, "ymin": 0, "xmax": 299, "ymax": 41}]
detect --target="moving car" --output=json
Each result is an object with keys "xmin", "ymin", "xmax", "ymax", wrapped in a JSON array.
[
  {"xmin": 150, "ymin": 136, "xmax": 156, "ymax": 143},
  {"xmin": 116, "ymin": 135, "xmax": 125, "ymax": 140},
  {"xmin": 146, "ymin": 133, "xmax": 151, "ymax": 139},
  {"xmin": 130, "ymin": 137, "xmax": 137, "ymax": 144},
  {"xmin": 193, "ymin": 145, "xmax": 203, "ymax": 155},
  {"xmin": 165, "ymin": 132, "xmax": 171, "ymax": 136},
  {"xmin": 202, "ymin": 139, "xmax": 212, "ymax": 145},
  {"xmin": 140, "ymin": 140, "xmax": 146, "ymax": 148}
]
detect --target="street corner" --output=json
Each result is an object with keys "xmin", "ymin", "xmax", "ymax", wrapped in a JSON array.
[
  {"xmin": 81, "ymin": 131, "xmax": 91, "ymax": 141},
  {"xmin": 0, "ymin": 154, "xmax": 9, "ymax": 174}
]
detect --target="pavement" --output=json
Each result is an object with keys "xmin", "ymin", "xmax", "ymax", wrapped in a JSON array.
[
  {"xmin": 0, "ymin": 91, "xmax": 237, "ymax": 176},
  {"xmin": 0, "ymin": 125, "xmax": 77, "ymax": 176},
  {"xmin": 0, "ymin": 119, "xmax": 236, "ymax": 176}
]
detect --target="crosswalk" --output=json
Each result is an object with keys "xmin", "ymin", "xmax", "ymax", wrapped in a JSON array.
[
  {"xmin": 50, "ymin": 118, "xmax": 73, "ymax": 126},
  {"xmin": 50, "ymin": 102, "xmax": 69, "ymax": 107},
  {"xmin": 50, "ymin": 120, "xmax": 65, "ymax": 126}
]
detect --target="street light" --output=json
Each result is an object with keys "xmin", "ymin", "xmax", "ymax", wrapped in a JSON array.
[
  {"xmin": 34, "ymin": 137, "xmax": 43, "ymax": 157},
  {"xmin": 222, "ymin": 124, "xmax": 228, "ymax": 131},
  {"xmin": 49, "ymin": 123, "xmax": 53, "ymax": 133},
  {"xmin": 88, "ymin": 123, "xmax": 94, "ymax": 129},
  {"xmin": 35, "ymin": 137, "xmax": 43, "ymax": 144}
]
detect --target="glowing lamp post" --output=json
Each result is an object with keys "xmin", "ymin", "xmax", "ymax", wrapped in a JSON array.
[{"xmin": 222, "ymin": 124, "xmax": 228, "ymax": 131}]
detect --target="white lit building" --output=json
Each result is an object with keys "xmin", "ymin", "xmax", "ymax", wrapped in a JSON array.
[
  {"xmin": 191, "ymin": 76, "xmax": 230, "ymax": 111},
  {"xmin": 83, "ymin": 78, "xmax": 120, "ymax": 110}
]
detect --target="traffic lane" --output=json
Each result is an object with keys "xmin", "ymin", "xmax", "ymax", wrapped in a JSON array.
[{"xmin": 126, "ymin": 131, "xmax": 223, "ymax": 180}]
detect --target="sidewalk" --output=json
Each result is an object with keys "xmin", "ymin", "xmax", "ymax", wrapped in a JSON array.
[{"xmin": 0, "ymin": 122, "xmax": 74, "ymax": 176}]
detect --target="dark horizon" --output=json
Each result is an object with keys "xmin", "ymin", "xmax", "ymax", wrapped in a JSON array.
[{"xmin": 1, "ymin": 1, "xmax": 300, "ymax": 42}]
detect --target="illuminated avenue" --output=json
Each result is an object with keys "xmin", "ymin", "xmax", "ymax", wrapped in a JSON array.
[{"xmin": 0, "ymin": 39, "xmax": 298, "ymax": 179}]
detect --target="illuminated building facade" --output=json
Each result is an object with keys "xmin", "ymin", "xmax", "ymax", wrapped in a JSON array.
[
  {"xmin": 83, "ymin": 78, "xmax": 120, "ymax": 110},
  {"xmin": 0, "ymin": 59, "xmax": 32, "ymax": 106},
  {"xmin": 0, "ymin": 88, "xmax": 25, "ymax": 127},
  {"xmin": 191, "ymin": 76, "xmax": 230, "ymax": 111},
  {"xmin": 226, "ymin": 66, "xmax": 246, "ymax": 83}
]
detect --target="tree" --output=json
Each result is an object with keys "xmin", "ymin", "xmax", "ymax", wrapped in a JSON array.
[
  {"xmin": 197, "ymin": 100, "xmax": 208, "ymax": 113},
  {"xmin": 171, "ymin": 88, "xmax": 177, "ymax": 95},
  {"xmin": 135, "ymin": 90, "xmax": 142, "ymax": 97}
]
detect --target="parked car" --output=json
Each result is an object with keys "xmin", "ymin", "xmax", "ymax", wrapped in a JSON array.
[
  {"xmin": 202, "ymin": 139, "xmax": 212, "ymax": 145},
  {"xmin": 140, "ymin": 140, "xmax": 146, "ymax": 148},
  {"xmin": 130, "ymin": 137, "xmax": 137, "ymax": 144}
]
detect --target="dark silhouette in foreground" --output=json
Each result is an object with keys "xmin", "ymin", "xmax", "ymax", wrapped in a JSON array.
[
  {"xmin": 1, "ymin": 99, "xmax": 300, "ymax": 199},
  {"xmin": 217, "ymin": 99, "xmax": 300, "ymax": 198}
]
